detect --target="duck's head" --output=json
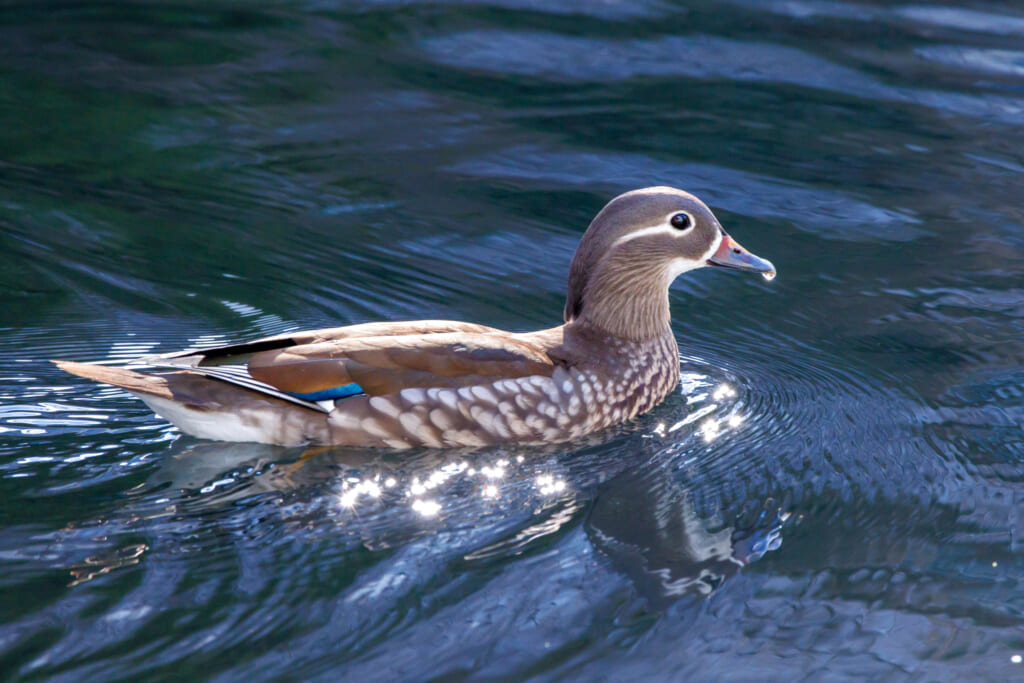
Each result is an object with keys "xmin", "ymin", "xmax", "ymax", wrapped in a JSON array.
[{"xmin": 564, "ymin": 187, "xmax": 775, "ymax": 341}]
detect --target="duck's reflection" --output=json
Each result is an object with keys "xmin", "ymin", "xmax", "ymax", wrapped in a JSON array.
[
  {"xmin": 145, "ymin": 375, "xmax": 787, "ymax": 606},
  {"xmin": 587, "ymin": 461, "xmax": 787, "ymax": 607}
]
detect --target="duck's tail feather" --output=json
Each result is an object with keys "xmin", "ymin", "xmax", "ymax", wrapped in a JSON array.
[
  {"xmin": 53, "ymin": 361, "xmax": 329, "ymax": 412},
  {"xmin": 53, "ymin": 361, "xmax": 177, "ymax": 400},
  {"xmin": 52, "ymin": 361, "xmax": 330, "ymax": 445}
]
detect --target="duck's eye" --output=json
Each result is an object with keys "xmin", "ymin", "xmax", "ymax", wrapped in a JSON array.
[{"xmin": 670, "ymin": 213, "xmax": 692, "ymax": 230}]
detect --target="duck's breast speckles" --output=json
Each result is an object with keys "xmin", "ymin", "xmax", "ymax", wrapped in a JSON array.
[
  {"xmin": 417, "ymin": 424, "xmax": 445, "ymax": 448},
  {"xmin": 398, "ymin": 411, "xmax": 424, "ymax": 435},
  {"xmin": 429, "ymin": 408, "xmax": 455, "ymax": 431},
  {"xmin": 471, "ymin": 405, "xmax": 511, "ymax": 439},
  {"xmin": 525, "ymin": 413, "xmax": 546, "ymax": 432},
  {"xmin": 400, "ymin": 388, "xmax": 427, "ymax": 405},
  {"xmin": 323, "ymin": 331, "xmax": 681, "ymax": 448},
  {"xmin": 442, "ymin": 429, "xmax": 487, "ymax": 447},
  {"xmin": 523, "ymin": 375, "xmax": 547, "ymax": 395},
  {"xmin": 438, "ymin": 389, "xmax": 459, "ymax": 410},
  {"xmin": 567, "ymin": 394, "xmax": 581, "ymax": 417},
  {"xmin": 369, "ymin": 396, "xmax": 400, "ymax": 418},
  {"xmin": 470, "ymin": 385, "xmax": 498, "ymax": 404},
  {"xmin": 467, "ymin": 404, "xmax": 496, "ymax": 431},
  {"xmin": 513, "ymin": 393, "xmax": 533, "ymax": 411},
  {"xmin": 505, "ymin": 412, "xmax": 533, "ymax": 437},
  {"xmin": 360, "ymin": 416, "xmax": 391, "ymax": 439}
]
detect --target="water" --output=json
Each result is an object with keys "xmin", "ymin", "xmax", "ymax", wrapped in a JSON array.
[{"xmin": 2, "ymin": 1, "xmax": 1024, "ymax": 680}]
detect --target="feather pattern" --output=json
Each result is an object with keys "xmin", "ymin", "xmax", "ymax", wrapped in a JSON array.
[{"xmin": 184, "ymin": 365, "xmax": 331, "ymax": 412}]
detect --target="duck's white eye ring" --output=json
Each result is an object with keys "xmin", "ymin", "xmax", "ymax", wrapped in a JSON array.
[{"xmin": 670, "ymin": 212, "xmax": 692, "ymax": 230}]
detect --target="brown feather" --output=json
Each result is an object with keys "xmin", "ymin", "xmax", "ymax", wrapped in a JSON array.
[
  {"xmin": 53, "ymin": 361, "xmax": 177, "ymax": 400},
  {"xmin": 53, "ymin": 360, "xmax": 325, "ymax": 417},
  {"xmin": 248, "ymin": 332, "xmax": 557, "ymax": 395},
  {"xmin": 254, "ymin": 320, "xmax": 505, "ymax": 347}
]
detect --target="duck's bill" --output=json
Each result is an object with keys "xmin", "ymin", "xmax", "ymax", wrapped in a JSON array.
[{"xmin": 707, "ymin": 233, "xmax": 776, "ymax": 278}]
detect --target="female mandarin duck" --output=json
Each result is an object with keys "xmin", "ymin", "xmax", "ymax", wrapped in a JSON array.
[{"xmin": 56, "ymin": 187, "xmax": 775, "ymax": 449}]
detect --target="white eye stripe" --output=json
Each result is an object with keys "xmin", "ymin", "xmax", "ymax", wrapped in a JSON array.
[
  {"xmin": 611, "ymin": 223, "xmax": 676, "ymax": 247},
  {"xmin": 611, "ymin": 212, "xmax": 700, "ymax": 247}
]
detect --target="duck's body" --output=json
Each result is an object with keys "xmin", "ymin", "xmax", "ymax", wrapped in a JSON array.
[
  {"xmin": 56, "ymin": 187, "xmax": 775, "ymax": 448},
  {"xmin": 60, "ymin": 320, "xmax": 680, "ymax": 448}
]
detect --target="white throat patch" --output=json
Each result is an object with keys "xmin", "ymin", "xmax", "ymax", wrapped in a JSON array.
[{"xmin": 670, "ymin": 232, "xmax": 722, "ymax": 277}]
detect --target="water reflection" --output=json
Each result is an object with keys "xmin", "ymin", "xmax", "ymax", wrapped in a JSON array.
[
  {"xmin": 587, "ymin": 377, "xmax": 788, "ymax": 606},
  {"xmin": 589, "ymin": 465, "xmax": 787, "ymax": 606},
  {"xmin": 130, "ymin": 368, "xmax": 772, "ymax": 612},
  {"xmin": 69, "ymin": 544, "xmax": 147, "ymax": 587}
]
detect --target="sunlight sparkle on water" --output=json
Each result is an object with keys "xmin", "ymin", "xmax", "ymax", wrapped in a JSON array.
[
  {"xmin": 481, "ymin": 465, "xmax": 505, "ymax": 479},
  {"xmin": 482, "ymin": 484, "xmax": 499, "ymax": 498},
  {"xmin": 702, "ymin": 419, "xmax": 720, "ymax": 442},
  {"xmin": 727, "ymin": 414, "xmax": 744, "ymax": 427},
  {"xmin": 411, "ymin": 499, "xmax": 441, "ymax": 517},
  {"xmin": 712, "ymin": 384, "xmax": 736, "ymax": 400},
  {"xmin": 338, "ymin": 479, "xmax": 381, "ymax": 508},
  {"xmin": 1012, "ymin": 654, "xmax": 1022, "ymax": 664},
  {"xmin": 536, "ymin": 474, "xmax": 566, "ymax": 495}
]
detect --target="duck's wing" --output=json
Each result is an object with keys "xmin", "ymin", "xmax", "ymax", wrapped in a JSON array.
[
  {"xmin": 246, "ymin": 331, "xmax": 558, "ymax": 399},
  {"xmin": 52, "ymin": 322, "xmax": 563, "ymax": 448},
  {"xmin": 151, "ymin": 320, "xmax": 506, "ymax": 367},
  {"xmin": 57, "ymin": 322, "xmax": 559, "ymax": 412}
]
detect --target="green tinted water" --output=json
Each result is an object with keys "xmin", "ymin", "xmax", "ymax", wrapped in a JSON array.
[{"xmin": 2, "ymin": 1, "xmax": 1024, "ymax": 680}]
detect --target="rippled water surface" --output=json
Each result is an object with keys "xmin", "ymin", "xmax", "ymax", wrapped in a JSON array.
[{"xmin": 3, "ymin": 1, "xmax": 1024, "ymax": 680}]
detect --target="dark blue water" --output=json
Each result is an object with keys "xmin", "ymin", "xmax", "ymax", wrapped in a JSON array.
[{"xmin": 2, "ymin": 1, "xmax": 1024, "ymax": 680}]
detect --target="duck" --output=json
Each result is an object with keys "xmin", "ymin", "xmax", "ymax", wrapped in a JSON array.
[{"xmin": 55, "ymin": 187, "xmax": 775, "ymax": 449}]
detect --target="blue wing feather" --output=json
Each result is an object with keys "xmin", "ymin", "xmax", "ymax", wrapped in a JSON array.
[{"xmin": 286, "ymin": 383, "xmax": 365, "ymax": 401}]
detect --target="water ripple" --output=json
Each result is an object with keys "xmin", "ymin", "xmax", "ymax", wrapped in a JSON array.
[
  {"xmin": 916, "ymin": 46, "xmax": 1024, "ymax": 78},
  {"xmin": 448, "ymin": 145, "xmax": 923, "ymax": 241},
  {"xmin": 895, "ymin": 6, "xmax": 1024, "ymax": 36},
  {"xmin": 340, "ymin": 0, "xmax": 672, "ymax": 18},
  {"xmin": 419, "ymin": 30, "xmax": 1024, "ymax": 123}
]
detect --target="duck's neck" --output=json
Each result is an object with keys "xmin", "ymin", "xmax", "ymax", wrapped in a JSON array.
[{"xmin": 576, "ymin": 261, "xmax": 674, "ymax": 342}]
